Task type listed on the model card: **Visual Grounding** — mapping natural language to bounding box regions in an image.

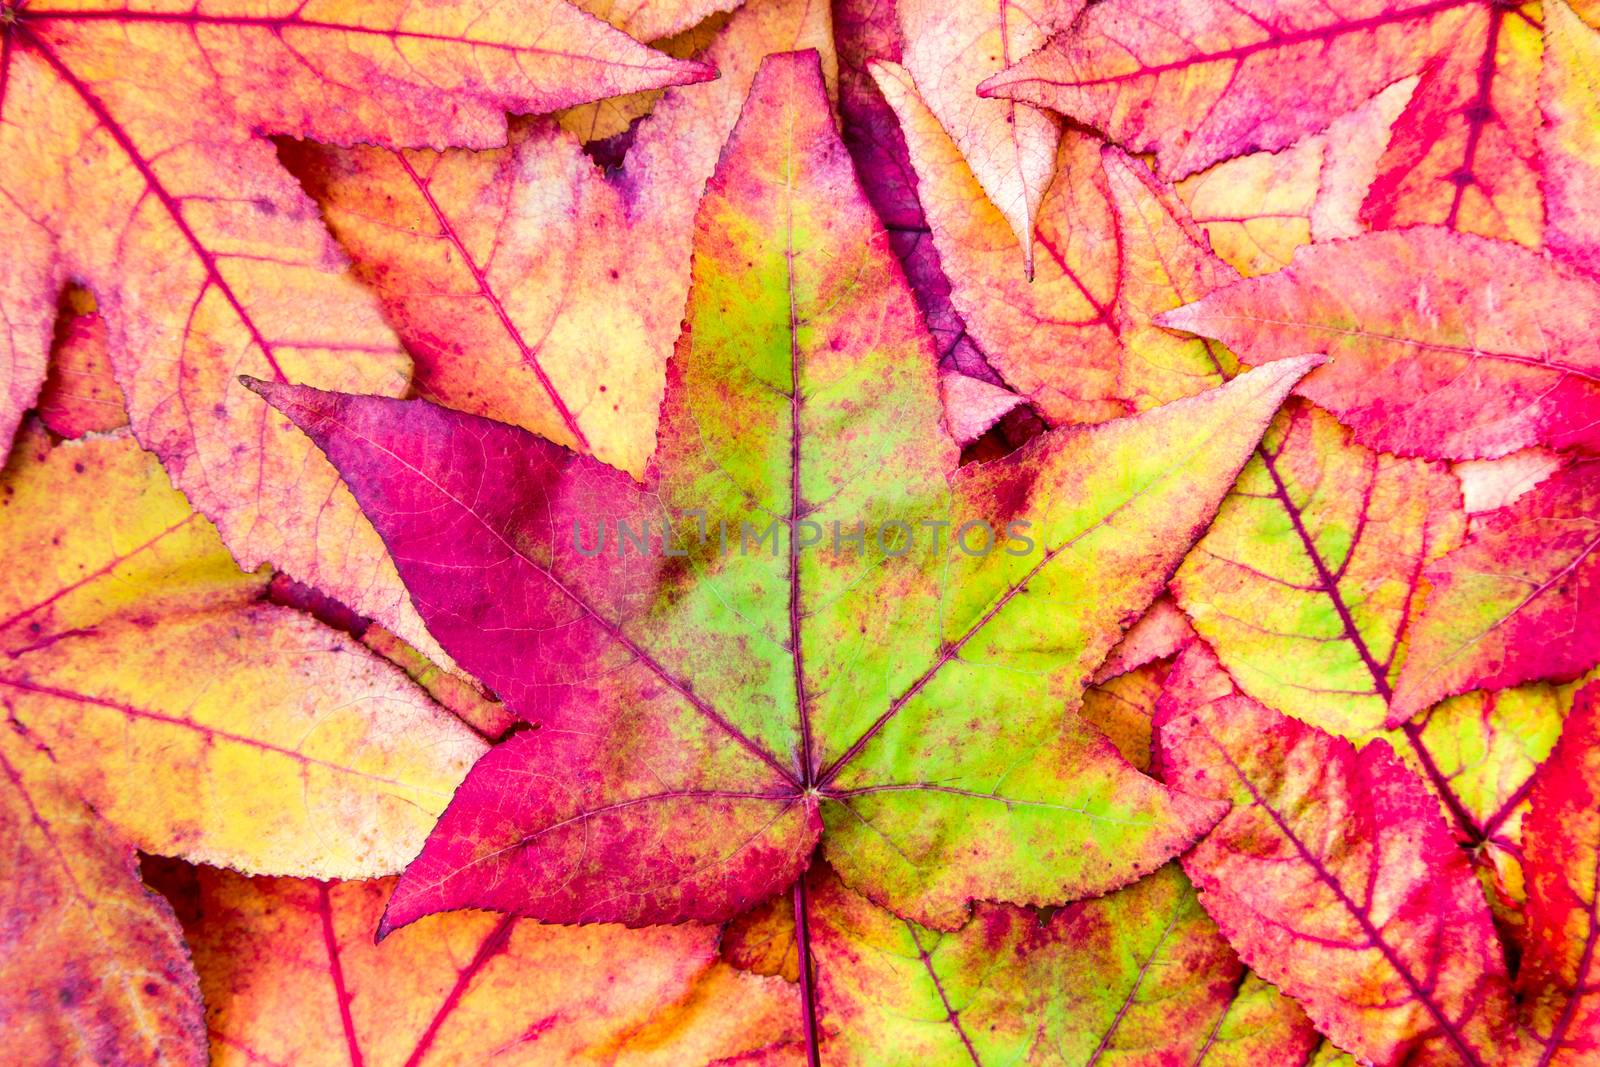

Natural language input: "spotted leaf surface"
[0,734,206,1066]
[805,863,1318,1065]
[250,52,1319,936]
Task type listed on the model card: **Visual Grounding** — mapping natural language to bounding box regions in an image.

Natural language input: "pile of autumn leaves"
[2,0,1598,1062]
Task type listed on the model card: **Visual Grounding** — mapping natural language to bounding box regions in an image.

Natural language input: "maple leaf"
[1517,680,1600,1064]
[1156,643,1515,1066]
[277,0,832,478]
[980,0,1545,246]
[1391,458,1600,723]
[0,425,485,877]
[248,52,1321,942]
[172,866,801,1065]
[0,733,206,1066]
[0,0,714,664]
[875,64,1303,427]
[871,62,1128,426]
[1160,226,1600,461]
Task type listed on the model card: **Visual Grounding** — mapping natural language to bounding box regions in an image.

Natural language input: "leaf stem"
[793,875,823,1067]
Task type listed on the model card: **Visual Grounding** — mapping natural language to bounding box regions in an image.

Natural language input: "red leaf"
[1518,681,1600,1064]
[979,0,1541,245]
[1159,227,1600,460]
[1157,644,1515,1066]
[1393,459,1600,722]
[248,52,1318,937]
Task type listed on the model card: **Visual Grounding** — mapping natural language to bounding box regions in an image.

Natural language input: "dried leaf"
[897,0,1069,269]
[1080,659,1169,773]
[0,0,711,662]
[834,0,1017,406]
[806,863,1318,1065]
[872,60,1127,426]
[1092,595,1194,684]
[1456,448,1565,515]
[555,10,736,144]
[0,730,206,1066]
[575,0,744,42]
[981,0,1532,249]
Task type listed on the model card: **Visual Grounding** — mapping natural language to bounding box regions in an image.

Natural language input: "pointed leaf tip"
[1153,302,1203,334]
[974,70,1008,98]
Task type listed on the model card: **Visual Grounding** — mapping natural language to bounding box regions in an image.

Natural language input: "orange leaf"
[896,0,1073,271]
[0,732,206,1066]
[180,867,802,1065]
[871,60,1127,425]
[0,0,713,661]
[281,0,836,477]
[0,426,485,876]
